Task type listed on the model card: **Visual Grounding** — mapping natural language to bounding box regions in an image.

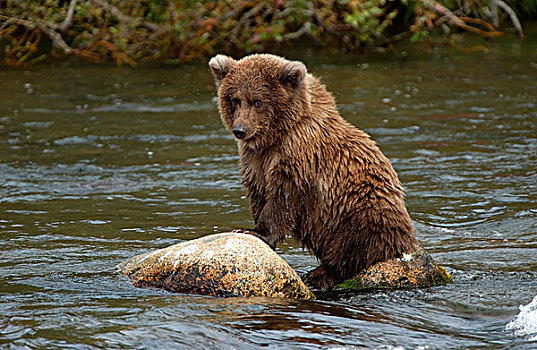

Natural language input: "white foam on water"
[506,295,537,341]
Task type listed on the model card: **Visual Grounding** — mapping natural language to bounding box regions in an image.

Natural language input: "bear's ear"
[280,61,307,88]
[209,55,236,88]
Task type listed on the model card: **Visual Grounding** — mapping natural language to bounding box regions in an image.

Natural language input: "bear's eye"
[252,99,261,108]
[231,97,240,106]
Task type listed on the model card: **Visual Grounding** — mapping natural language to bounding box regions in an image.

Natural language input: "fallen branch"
[230,1,267,44]
[420,0,465,27]
[58,0,77,32]
[90,0,160,32]
[283,22,312,40]
[419,0,503,38]
[489,0,499,27]
[0,15,73,55]
[40,22,73,54]
[495,0,524,38]
[86,40,137,67]
[460,17,499,33]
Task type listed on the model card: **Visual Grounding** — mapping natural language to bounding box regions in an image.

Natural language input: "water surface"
[1,29,537,349]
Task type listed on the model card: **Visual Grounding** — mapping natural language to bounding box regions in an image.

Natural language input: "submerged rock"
[117,232,315,300]
[333,247,453,291]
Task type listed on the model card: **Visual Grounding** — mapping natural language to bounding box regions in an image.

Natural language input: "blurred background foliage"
[0,0,532,67]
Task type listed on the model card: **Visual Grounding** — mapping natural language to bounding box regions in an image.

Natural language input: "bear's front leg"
[251,193,298,250]
[238,180,298,250]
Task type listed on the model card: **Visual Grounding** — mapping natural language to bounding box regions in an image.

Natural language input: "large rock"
[117,232,315,300]
[332,247,453,291]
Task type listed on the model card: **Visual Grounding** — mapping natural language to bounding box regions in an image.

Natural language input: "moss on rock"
[333,247,453,291]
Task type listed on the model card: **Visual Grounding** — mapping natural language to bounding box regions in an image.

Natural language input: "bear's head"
[209,54,309,148]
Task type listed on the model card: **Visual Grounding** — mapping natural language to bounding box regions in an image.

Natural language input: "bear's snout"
[232,125,247,139]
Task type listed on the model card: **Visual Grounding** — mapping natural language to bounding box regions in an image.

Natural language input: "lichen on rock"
[332,247,453,291]
[117,232,315,300]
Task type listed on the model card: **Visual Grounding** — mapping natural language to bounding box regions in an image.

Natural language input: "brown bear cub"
[209,54,418,289]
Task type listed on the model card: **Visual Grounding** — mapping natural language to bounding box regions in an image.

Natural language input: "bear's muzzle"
[232,125,247,139]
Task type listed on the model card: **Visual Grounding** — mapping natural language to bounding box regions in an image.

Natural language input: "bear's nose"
[232,125,247,139]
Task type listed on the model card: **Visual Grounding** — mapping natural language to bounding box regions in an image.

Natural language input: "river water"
[1,29,536,349]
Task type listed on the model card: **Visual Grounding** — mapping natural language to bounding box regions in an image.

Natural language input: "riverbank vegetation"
[0,0,534,67]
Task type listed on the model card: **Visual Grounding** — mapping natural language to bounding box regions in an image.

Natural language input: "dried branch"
[90,0,160,31]
[489,0,499,27]
[230,1,267,44]
[86,40,137,67]
[283,22,312,40]
[419,0,503,38]
[41,23,73,54]
[0,15,73,55]
[421,0,469,27]
[221,3,247,22]
[495,0,524,38]
[461,17,498,33]
[58,0,77,32]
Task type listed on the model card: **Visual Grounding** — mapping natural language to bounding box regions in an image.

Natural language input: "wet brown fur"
[209,54,418,289]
